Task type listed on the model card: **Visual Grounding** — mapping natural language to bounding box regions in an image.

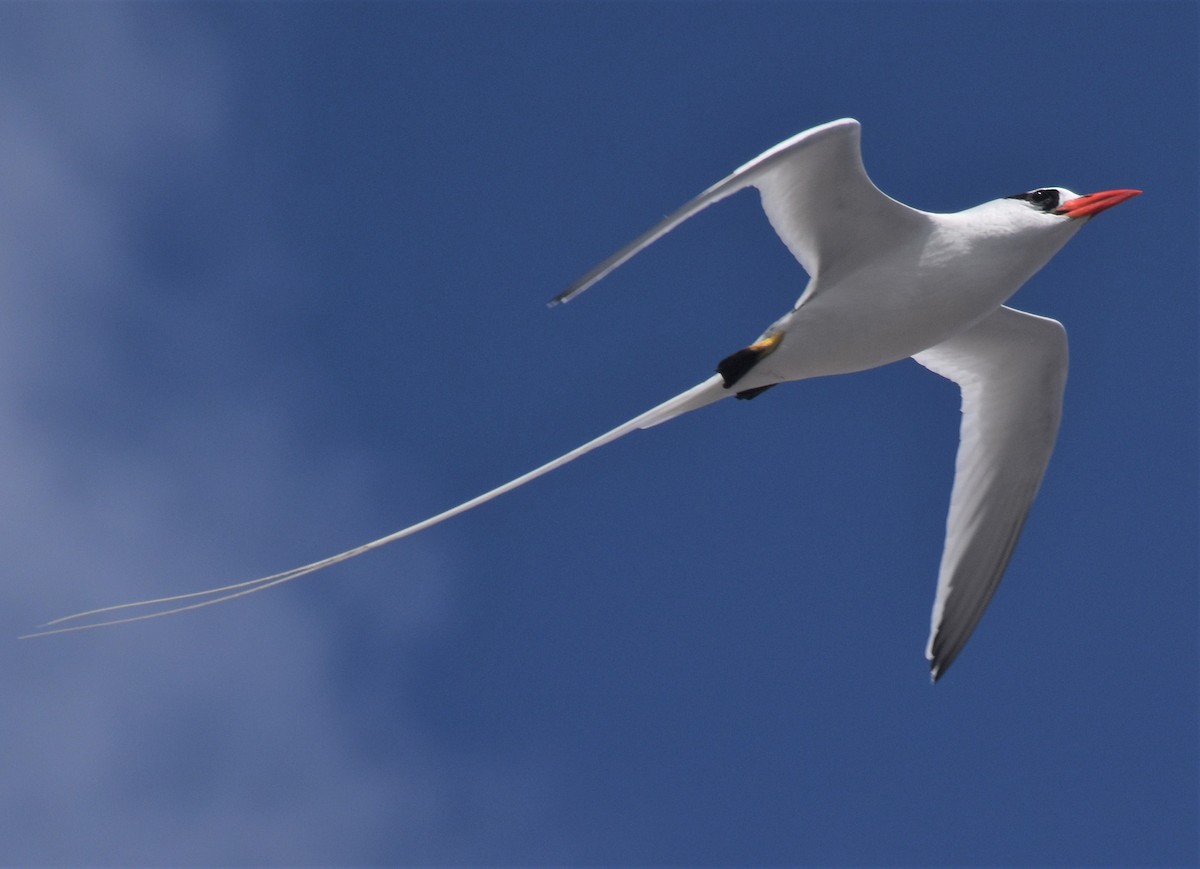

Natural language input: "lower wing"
[913,305,1069,681]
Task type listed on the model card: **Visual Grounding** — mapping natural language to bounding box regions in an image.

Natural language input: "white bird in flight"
[31,119,1139,680]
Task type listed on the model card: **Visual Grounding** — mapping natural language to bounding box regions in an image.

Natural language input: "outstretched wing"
[25,376,730,637]
[913,306,1069,681]
[550,118,925,306]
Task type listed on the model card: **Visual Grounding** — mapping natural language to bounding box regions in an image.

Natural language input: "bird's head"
[1005,186,1142,220]
[946,186,1141,289]
[973,186,1142,261]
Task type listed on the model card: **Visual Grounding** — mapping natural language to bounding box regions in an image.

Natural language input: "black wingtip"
[547,285,579,308]
[929,654,955,684]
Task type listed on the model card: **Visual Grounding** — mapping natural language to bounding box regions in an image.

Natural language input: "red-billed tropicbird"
[30,119,1140,680]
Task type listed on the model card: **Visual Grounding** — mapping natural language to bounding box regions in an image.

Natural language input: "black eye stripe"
[1006,188,1061,212]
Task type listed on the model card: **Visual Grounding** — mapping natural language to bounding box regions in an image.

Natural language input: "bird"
[28,119,1140,680]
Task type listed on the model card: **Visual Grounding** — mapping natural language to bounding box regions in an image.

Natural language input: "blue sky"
[2,2,1195,865]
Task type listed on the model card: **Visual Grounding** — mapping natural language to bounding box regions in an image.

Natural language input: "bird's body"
[556,121,1092,393]
[731,204,1079,390]
[31,120,1140,680]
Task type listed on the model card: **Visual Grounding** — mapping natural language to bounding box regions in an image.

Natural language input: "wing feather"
[550,118,924,306]
[913,306,1069,681]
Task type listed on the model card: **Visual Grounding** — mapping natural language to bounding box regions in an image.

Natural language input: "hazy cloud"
[0,9,552,864]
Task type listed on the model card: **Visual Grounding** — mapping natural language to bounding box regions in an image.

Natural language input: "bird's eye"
[1030,189,1059,208]
[1006,188,1061,212]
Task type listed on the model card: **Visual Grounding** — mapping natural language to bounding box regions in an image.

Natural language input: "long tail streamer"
[24,376,727,638]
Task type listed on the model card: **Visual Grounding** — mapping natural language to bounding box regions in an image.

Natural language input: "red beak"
[1054,188,1142,219]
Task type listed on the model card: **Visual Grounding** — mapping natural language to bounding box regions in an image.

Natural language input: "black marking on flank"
[735,385,775,401]
[716,331,783,389]
[717,347,763,388]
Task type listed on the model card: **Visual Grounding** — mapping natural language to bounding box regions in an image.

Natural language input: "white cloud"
[0,8,553,864]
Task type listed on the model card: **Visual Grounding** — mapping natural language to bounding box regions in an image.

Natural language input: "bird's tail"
[23,375,730,637]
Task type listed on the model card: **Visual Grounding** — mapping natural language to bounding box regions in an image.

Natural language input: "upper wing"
[912,305,1069,681]
[550,118,925,306]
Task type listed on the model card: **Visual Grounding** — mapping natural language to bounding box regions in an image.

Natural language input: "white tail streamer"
[24,376,728,638]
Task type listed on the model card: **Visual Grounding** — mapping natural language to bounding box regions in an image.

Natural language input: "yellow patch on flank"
[749,331,783,355]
